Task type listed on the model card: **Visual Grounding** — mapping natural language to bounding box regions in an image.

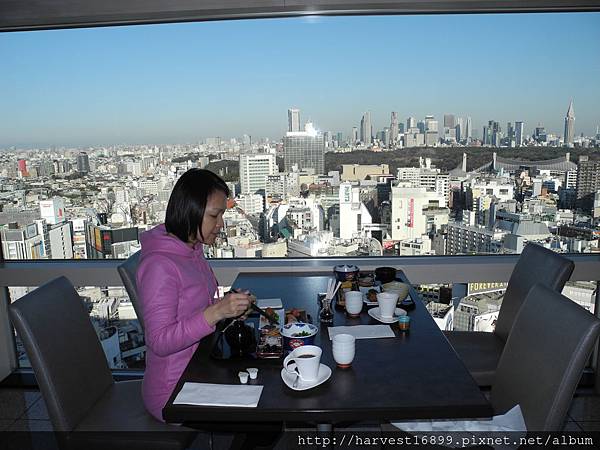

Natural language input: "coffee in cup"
[283,345,322,381]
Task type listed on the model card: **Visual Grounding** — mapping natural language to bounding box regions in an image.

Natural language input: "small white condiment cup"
[246,367,258,379]
[238,371,249,384]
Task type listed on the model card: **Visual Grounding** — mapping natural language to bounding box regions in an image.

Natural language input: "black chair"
[444,243,574,386]
[491,283,600,431]
[389,283,600,433]
[117,251,144,330]
[9,276,196,450]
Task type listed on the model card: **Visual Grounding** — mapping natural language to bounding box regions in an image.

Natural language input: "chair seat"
[444,331,505,387]
[69,380,196,450]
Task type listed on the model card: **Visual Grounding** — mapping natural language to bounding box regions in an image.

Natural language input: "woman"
[137,168,252,421]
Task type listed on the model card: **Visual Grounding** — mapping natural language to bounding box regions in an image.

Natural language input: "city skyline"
[1,12,600,147]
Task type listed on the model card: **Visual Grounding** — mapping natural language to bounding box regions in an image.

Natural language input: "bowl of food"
[281,322,318,353]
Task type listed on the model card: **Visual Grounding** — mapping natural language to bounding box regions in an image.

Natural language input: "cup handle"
[283,356,297,374]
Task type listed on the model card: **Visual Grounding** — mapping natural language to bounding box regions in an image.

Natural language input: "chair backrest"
[9,276,114,432]
[117,251,143,330]
[494,243,574,342]
[491,283,600,431]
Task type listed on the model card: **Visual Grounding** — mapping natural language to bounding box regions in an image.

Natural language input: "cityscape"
[2,12,599,369]
[2,103,600,369]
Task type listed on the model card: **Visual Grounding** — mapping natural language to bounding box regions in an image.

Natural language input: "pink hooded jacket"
[137,223,217,421]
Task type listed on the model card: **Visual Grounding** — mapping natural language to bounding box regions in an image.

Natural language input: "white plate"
[359,285,381,305]
[368,307,407,324]
[281,364,332,391]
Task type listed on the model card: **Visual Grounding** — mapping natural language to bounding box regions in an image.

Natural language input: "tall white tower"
[564,100,575,146]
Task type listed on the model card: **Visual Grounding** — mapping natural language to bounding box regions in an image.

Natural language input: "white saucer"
[281,364,332,391]
[368,307,407,324]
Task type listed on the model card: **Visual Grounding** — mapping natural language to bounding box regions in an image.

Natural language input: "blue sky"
[1,13,599,147]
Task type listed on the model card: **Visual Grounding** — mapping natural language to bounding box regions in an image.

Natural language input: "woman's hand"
[203,289,253,326]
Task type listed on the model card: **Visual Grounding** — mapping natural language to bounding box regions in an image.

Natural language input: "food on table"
[284,308,307,324]
[367,289,379,302]
[286,313,298,323]
[358,275,374,287]
[291,331,312,337]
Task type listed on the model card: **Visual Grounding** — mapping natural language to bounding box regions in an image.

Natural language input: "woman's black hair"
[165,168,230,243]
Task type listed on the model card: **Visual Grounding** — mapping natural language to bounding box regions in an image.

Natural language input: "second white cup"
[345,291,363,316]
[332,333,355,367]
[377,291,399,318]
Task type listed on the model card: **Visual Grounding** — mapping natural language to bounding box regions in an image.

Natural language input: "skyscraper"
[576,156,600,213]
[77,152,90,174]
[564,100,575,146]
[284,122,325,175]
[390,112,399,145]
[407,117,416,130]
[360,112,372,145]
[288,108,300,133]
[239,152,277,195]
[515,121,524,146]
[443,114,456,129]
[466,117,472,142]
[351,127,358,144]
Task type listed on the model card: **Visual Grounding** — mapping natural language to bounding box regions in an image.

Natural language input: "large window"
[1,13,599,261]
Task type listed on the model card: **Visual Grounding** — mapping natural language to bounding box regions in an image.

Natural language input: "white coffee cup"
[283,345,322,381]
[345,291,363,316]
[377,291,399,318]
[332,334,355,367]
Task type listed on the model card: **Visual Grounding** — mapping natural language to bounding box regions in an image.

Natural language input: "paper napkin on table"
[173,383,263,407]
[328,325,395,340]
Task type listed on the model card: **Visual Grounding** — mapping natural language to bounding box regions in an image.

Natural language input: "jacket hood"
[140,223,203,258]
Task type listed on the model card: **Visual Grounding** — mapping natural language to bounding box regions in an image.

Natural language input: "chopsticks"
[219,289,279,333]
[249,302,279,325]
[326,279,341,301]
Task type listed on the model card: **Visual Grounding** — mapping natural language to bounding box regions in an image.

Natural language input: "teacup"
[345,291,363,316]
[283,345,322,381]
[377,292,399,318]
[332,334,355,368]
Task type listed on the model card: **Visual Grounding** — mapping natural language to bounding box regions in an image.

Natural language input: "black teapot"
[224,320,256,357]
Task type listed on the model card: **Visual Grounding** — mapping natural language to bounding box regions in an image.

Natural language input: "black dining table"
[162,271,492,426]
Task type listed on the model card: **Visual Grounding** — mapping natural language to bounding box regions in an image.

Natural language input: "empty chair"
[444,243,574,386]
[390,283,600,434]
[9,276,196,450]
[491,283,600,431]
[117,251,144,330]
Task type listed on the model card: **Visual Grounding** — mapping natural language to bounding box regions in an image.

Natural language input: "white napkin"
[391,405,526,449]
[328,325,395,340]
[173,383,263,408]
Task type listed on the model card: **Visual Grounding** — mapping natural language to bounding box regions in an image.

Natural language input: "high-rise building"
[283,122,325,175]
[47,221,74,259]
[360,112,372,145]
[407,117,416,130]
[391,182,445,241]
[77,152,90,174]
[85,224,139,259]
[288,108,300,133]
[351,127,358,144]
[239,152,277,195]
[466,117,472,142]
[339,182,373,239]
[515,121,524,146]
[455,117,464,143]
[17,159,27,176]
[390,112,399,145]
[564,100,575,146]
[443,114,456,129]
[576,156,600,213]
[39,197,66,225]
[425,115,438,132]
